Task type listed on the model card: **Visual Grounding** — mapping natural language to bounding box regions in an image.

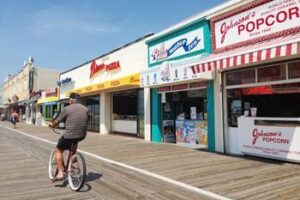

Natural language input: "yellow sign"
[66,74,140,96]
[37,96,59,104]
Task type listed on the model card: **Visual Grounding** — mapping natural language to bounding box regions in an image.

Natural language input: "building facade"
[141,19,216,151]
[198,0,300,162]
[59,34,152,140]
[1,57,60,124]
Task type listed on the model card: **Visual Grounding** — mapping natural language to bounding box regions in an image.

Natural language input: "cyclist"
[10,110,19,128]
[49,93,89,181]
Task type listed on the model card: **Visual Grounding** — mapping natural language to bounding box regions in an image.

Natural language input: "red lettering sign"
[106,61,120,71]
[212,0,300,52]
[90,60,121,79]
[252,128,289,145]
[90,60,105,78]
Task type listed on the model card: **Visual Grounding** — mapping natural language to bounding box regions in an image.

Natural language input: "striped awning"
[191,33,300,74]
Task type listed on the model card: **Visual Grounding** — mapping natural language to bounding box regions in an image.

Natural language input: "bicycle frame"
[49,127,86,191]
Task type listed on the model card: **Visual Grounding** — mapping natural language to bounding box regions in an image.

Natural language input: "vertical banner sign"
[28,70,34,90]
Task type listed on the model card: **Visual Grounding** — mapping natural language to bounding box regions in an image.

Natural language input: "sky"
[0,0,226,83]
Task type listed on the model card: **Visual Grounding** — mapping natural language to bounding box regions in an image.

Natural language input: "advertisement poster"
[238,117,300,163]
[175,120,208,146]
[190,107,197,120]
[163,120,175,143]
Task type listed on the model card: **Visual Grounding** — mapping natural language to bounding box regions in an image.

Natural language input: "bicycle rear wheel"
[48,149,57,180]
[67,153,86,191]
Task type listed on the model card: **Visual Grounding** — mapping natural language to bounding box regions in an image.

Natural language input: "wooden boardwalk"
[1,121,300,199]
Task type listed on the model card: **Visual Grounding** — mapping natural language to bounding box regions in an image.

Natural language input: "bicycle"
[48,127,86,191]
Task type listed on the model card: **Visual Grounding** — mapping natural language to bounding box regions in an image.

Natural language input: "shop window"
[173,90,207,120]
[226,69,255,86]
[227,84,300,127]
[113,90,137,120]
[257,64,286,83]
[82,95,100,132]
[288,61,300,79]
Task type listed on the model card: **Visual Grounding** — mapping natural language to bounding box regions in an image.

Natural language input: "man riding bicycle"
[49,93,89,181]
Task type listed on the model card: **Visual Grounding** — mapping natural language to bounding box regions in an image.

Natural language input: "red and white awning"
[191,33,300,74]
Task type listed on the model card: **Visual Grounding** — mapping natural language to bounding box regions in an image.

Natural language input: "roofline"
[60,33,154,76]
[146,0,244,42]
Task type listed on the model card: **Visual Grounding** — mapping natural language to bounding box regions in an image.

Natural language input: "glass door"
[137,89,144,138]
[85,95,100,132]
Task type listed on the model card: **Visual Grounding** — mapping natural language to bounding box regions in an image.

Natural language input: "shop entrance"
[112,89,144,137]
[161,88,208,147]
[224,60,300,155]
[81,95,100,132]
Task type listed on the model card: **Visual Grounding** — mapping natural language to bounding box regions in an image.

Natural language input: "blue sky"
[0,0,225,82]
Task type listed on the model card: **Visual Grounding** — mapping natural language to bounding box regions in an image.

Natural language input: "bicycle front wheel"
[67,153,86,191]
[48,149,57,180]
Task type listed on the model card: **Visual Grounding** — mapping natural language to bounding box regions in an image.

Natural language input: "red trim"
[220,59,223,69]
[213,60,217,70]
[275,46,281,58]
[211,0,271,23]
[190,81,208,88]
[208,62,211,71]
[172,84,189,91]
[226,57,230,67]
[191,66,196,74]
[202,64,205,72]
[197,65,201,73]
[286,44,292,56]
[241,54,245,65]
[214,28,300,53]
[158,86,171,93]
[249,52,254,63]
[266,48,271,59]
[233,56,237,67]
[257,50,262,62]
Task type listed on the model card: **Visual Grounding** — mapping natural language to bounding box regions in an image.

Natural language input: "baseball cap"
[69,93,80,99]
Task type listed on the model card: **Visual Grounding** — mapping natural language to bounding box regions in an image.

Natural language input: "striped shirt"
[56,103,89,139]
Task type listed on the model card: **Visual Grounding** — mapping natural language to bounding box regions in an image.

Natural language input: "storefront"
[60,34,152,138]
[195,0,300,162]
[36,89,59,126]
[112,88,144,137]
[26,91,41,125]
[141,19,216,150]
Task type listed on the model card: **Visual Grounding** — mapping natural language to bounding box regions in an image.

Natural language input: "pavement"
[1,121,300,200]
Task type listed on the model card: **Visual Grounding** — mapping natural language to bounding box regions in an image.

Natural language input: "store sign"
[28,70,34,90]
[66,74,140,96]
[238,117,300,163]
[141,62,213,87]
[90,60,121,78]
[58,77,72,86]
[212,0,300,52]
[46,89,56,97]
[149,28,204,65]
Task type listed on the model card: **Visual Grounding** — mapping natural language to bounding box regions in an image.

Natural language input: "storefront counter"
[175,120,208,146]
[112,119,137,134]
[237,117,300,163]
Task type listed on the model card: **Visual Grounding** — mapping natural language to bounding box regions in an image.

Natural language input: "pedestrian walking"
[10,111,19,128]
